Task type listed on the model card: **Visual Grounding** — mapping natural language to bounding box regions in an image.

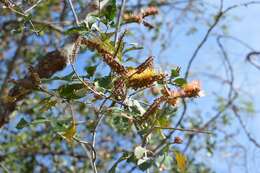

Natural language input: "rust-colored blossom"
[182,80,201,97]
[142,6,159,17]
[174,136,183,144]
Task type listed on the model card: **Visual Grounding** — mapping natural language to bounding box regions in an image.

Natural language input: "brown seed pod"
[112,78,127,101]
[81,38,111,55]
[103,54,128,76]
[135,56,154,74]
[142,6,159,18]
[123,13,143,23]
[35,50,67,79]
[139,96,165,122]
[28,66,41,87]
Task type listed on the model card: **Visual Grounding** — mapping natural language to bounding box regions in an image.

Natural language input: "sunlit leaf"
[171,67,181,78]
[39,98,57,113]
[60,119,76,144]
[174,151,187,173]
[102,0,116,22]
[95,75,113,89]
[173,78,187,87]
[57,83,88,99]
[85,65,97,77]
[123,45,144,55]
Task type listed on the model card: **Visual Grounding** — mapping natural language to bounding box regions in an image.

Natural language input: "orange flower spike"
[182,80,201,97]
[142,6,159,17]
[123,13,143,23]
[161,86,180,106]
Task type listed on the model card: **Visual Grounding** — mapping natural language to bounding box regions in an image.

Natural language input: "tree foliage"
[1,0,260,172]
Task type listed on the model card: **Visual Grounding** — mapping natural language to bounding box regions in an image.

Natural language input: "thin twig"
[184,0,224,79]
[24,0,43,13]
[92,99,108,147]
[71,63,105,97]
[184,0,260,79]
[232,106,260,148]
[217,35,234,100]
[73,137,97,173]
[0,163,10,173]
[67,0,80,26]
[154,126,212,134]
[114,0,126,46]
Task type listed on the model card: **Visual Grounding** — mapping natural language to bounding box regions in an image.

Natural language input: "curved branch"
[246,51,260,70]
[184,0,260,79]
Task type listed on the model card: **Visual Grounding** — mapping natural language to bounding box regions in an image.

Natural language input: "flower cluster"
[136,81,203,125]
[182,80,202,97]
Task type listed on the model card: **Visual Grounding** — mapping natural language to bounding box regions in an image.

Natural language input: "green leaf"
[57,83,88,99]
[64,25,89,35]
[139,160,153,171]
[173,78,187,87]
[126,99,145,116]
[105,108,132,134]
[171,67,181,78]
[31,117,50,125]
[242,101,255,114]
[60,119,76,144]
[85,65,97,77]
[102,0,116,22]
[123,45,144,55]
[46,72,74,82]
[51,120,68,132]
[39,98,57,113]
[16,118,29,129]
[95,76,113,89]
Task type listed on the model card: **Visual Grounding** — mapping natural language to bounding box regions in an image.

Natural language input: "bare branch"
[232,105,260,148]
[67,0,80,25]
[114,0,126,45]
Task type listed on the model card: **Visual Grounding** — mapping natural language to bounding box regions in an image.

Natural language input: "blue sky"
[161,0,260,172]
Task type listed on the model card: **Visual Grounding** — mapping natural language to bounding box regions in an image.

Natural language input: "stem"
[114,0,126,46]
[24,0,43,13]
[153,126,212,134]
[67,0,80,25]
[73,137,97,173]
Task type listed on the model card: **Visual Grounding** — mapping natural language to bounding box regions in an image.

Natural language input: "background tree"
[1,0,260,172]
